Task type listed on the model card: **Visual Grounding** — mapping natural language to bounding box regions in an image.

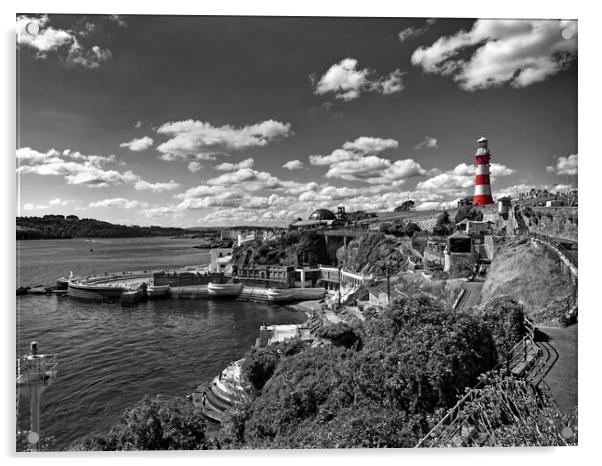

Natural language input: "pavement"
[537,324,578,415]
[456,280,484,311]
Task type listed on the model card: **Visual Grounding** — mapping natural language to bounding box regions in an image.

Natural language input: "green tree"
[68,396,209,451]
[432,211,453,236]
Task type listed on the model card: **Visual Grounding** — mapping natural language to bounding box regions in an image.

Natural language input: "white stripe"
[474,184,492,195]
[476,165,490,175]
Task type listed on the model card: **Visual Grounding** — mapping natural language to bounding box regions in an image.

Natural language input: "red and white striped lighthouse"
[472,135,494,205]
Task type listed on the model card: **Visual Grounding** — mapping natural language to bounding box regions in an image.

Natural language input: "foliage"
[471,296,526,361]
[394,200,415,212]
[316,322,363,350]
[231,230,329,268]
[16,216,187,240]
[454,206,484,224]
[241,347,281,393]
[67,396,209,450]
[381,219,421,238]
[481,238,574,326]
[226,295,500,449]
[455,373,577,447]
[432,211,454,236]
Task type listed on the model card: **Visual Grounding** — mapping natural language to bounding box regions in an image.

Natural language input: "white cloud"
[309,137,424,184]
[17,147,177,190]
[411,19,577,90]
[48,198,71,206]
[414,136,439,149]
[398,19,437,43]
[135,120,143,129]
[282,160,304,170]
[547,153,577,176]
[214,158,255,171]
[134,179,180,192]
[155,119,291,160]
[120,136,154,151]
[187,161,203,173]
[89,198,145,209]
[311,58,405,101]
[23,203,48,211]
[17,15,112,69]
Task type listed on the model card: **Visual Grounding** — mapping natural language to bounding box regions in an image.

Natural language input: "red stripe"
[473,195,494,205]
[475,174,490,185]
[475,155,490,165]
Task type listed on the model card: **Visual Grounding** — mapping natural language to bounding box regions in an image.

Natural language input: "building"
[472,135,494,205]
[209,248,233,274]
[289,209,340,230]
[444,232,476,277]
[455,219,494,236]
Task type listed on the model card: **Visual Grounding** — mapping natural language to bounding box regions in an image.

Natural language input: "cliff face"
[339,232,407,276]
[230,230,330,268]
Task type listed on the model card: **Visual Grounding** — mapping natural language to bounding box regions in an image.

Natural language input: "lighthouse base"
[473,195,494,205]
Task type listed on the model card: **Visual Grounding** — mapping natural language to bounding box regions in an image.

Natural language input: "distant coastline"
[16,214,191,240]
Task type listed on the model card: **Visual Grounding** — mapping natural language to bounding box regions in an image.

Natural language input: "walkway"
[536,324,578,415]
[455,281,484,312]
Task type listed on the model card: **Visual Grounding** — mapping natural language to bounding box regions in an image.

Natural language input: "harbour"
[16,237,308,449]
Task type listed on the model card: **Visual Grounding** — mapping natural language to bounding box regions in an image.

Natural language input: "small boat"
[67,280,127,302]
[266,288,296,303]
[56,277,69,290]
[207,282,243,298]
[120,289,146,305]
[147,284,170,299]
[28,286,50,295]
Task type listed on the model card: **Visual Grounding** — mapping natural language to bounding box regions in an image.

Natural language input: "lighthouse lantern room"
[472,135,494,205]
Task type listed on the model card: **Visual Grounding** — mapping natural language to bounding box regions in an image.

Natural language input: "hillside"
[341,232,406,276]
[481,237,576,326]
[16,215,188,240]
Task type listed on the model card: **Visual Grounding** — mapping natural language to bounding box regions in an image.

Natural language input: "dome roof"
[308,209,336,221]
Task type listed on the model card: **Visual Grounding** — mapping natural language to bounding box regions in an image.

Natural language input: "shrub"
[241,348,280,392]
[317,322,363,350]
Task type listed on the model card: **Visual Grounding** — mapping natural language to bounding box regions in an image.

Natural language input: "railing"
[16,354,58,386]
[415,317,538,448]
[529,232,578,269]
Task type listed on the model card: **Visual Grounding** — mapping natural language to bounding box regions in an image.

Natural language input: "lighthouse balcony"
[16,354,58,386]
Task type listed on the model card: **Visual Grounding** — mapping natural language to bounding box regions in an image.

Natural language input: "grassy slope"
[481,237,574,324]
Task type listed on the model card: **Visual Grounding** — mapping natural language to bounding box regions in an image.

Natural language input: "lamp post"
[337,262,342,309]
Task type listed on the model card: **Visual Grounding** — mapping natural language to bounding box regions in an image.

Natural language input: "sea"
[16,237,307,450]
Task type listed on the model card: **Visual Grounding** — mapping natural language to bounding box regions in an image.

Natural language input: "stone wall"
[444,252,476,278]
[525,207,578,242]
[153,272,225,287]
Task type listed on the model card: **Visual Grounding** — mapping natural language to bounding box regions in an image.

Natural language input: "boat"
[120,289,147,305]
[266,287,327,302]
[56,277,69,290]
[147,284,170,299]
[207,282,243,298]
[67,280,128,302]
[28,286,50,295]
[266,288,296,303]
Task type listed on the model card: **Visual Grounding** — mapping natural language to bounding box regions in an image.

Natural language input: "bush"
[241,348,280,392]
[68,396,209,450]
[317,322,363,350]
[472,296,526,361]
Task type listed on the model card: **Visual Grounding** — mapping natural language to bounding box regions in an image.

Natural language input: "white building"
[209,248,233,274]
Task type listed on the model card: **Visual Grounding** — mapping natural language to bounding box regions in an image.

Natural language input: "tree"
[394,200,415,213]
[317,322,363,350]
[241,347,280,392]
[68,396,209,450]
[432,211,453,236]
[454,206,484,224]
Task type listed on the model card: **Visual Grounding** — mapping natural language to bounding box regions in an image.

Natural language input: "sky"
[16,14,578,227]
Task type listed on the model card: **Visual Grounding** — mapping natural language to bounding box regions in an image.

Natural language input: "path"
[536,324,578,415]
[455,280,484,312]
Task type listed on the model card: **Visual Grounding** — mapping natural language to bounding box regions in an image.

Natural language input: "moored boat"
[266,288,296,302]
[147,284,170,299]
[67,280,127,302]
[28,286,50,295]
[207,282,243,298]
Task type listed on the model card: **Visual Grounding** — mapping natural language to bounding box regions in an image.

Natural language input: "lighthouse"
[472,135,494,205]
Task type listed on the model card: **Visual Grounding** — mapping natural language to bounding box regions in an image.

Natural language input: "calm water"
[16,238,306,450]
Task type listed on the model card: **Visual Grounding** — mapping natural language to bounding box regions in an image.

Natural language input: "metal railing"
[415,317,538,448]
